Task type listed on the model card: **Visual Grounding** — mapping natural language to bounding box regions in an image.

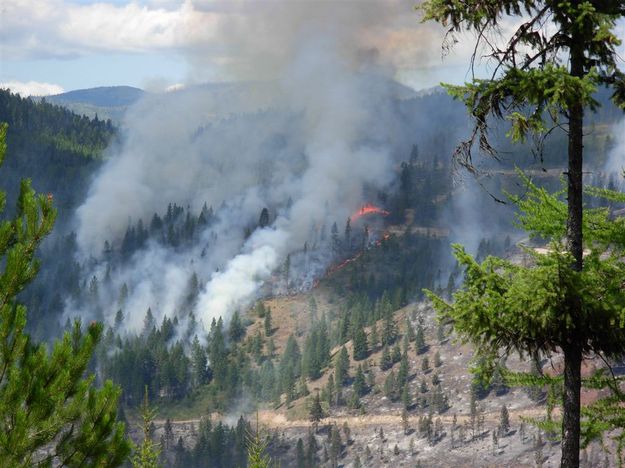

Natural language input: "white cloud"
[0,80,64,96]
[1,0,218,59]
[1,0,465,78]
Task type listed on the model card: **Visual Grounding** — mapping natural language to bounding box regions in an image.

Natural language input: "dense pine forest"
[0,89,114,218]
[0,90,116,339]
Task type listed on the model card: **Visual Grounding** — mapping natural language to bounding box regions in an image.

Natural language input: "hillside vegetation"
[2,84,623,466]
[0,89,114,220]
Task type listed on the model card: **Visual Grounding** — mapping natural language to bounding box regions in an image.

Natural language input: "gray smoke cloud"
[606,119,625,180]
[72,0,421,334]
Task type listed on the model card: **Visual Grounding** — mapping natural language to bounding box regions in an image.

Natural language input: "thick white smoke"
[73,0,422,334]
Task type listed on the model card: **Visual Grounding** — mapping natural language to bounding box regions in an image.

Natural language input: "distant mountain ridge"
[40,80,422,124]
[33,86,144,123]
[48,85,144,107]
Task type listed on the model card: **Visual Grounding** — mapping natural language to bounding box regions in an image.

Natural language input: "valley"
[4,0,625,466]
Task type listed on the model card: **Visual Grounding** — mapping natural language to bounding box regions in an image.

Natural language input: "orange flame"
[326,252,363,277]
[350,203,390,222]
[322,232,392,282]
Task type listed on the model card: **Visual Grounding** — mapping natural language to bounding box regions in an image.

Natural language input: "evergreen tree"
[284,369,296,405]
[0,124,130,466]
[380,346,393,371]
[280,335,301,382]
[398,351,409,387]
[247,418,271,468]
[229,311,245,342]
[391,343,401,364]
[114,308,125,330]
[298,376,310,398]
[335,346,350,386]
[343,217,352,254]
[369,322,379,349]
[352,324,369,361]
[256,301,266,318]
[384,370,398,400]
[433,350,442,367]
[381,297,397,346]
[353,364,367,397]
[302,320,330,380]
[324,373,336,406]
[267,338,276,358]
[415,322,426,354]
[431,384,449,414]
[428,181,625,461]
[404,316,416,342]
[258,208,270,229]
[421,0,625,462]
[143,307,155,336]
[402,383,411,409]
[334,380,344,408]
[309,393,324,432]
[251,331,264,364]
[264,307,273,336]
[317,318,331,366]
[190,335,208,388]
[131,388,161,468]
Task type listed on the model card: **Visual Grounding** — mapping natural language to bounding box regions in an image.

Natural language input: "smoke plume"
[73,0,428,335]
[606,119,625,181]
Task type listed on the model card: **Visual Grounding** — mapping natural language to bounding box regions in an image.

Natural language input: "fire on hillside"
[350,203,390,222]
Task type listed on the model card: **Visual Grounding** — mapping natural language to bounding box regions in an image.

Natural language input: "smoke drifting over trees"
[72,1,435,334]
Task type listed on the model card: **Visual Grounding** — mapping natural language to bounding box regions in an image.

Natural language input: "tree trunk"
[561,27,584,468]
[561,344,582,467]
[567,54,584,274]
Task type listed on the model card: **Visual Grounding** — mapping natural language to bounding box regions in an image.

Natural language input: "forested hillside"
[44,85,144,123]
[0,90,116,339]
[2,83,624,466]
[0,89,114,220]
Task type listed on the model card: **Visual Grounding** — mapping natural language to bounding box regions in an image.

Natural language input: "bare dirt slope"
[142,291,617,467]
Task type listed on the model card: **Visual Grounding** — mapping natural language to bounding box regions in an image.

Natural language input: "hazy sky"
[0,0,482,95]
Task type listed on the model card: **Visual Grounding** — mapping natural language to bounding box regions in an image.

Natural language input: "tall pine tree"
[421,0,625,463]
[0,123,130,465]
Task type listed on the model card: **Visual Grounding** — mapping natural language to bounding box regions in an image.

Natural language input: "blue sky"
[1,0,204,94]
[2,52,188,91]
[0,0,495,96]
